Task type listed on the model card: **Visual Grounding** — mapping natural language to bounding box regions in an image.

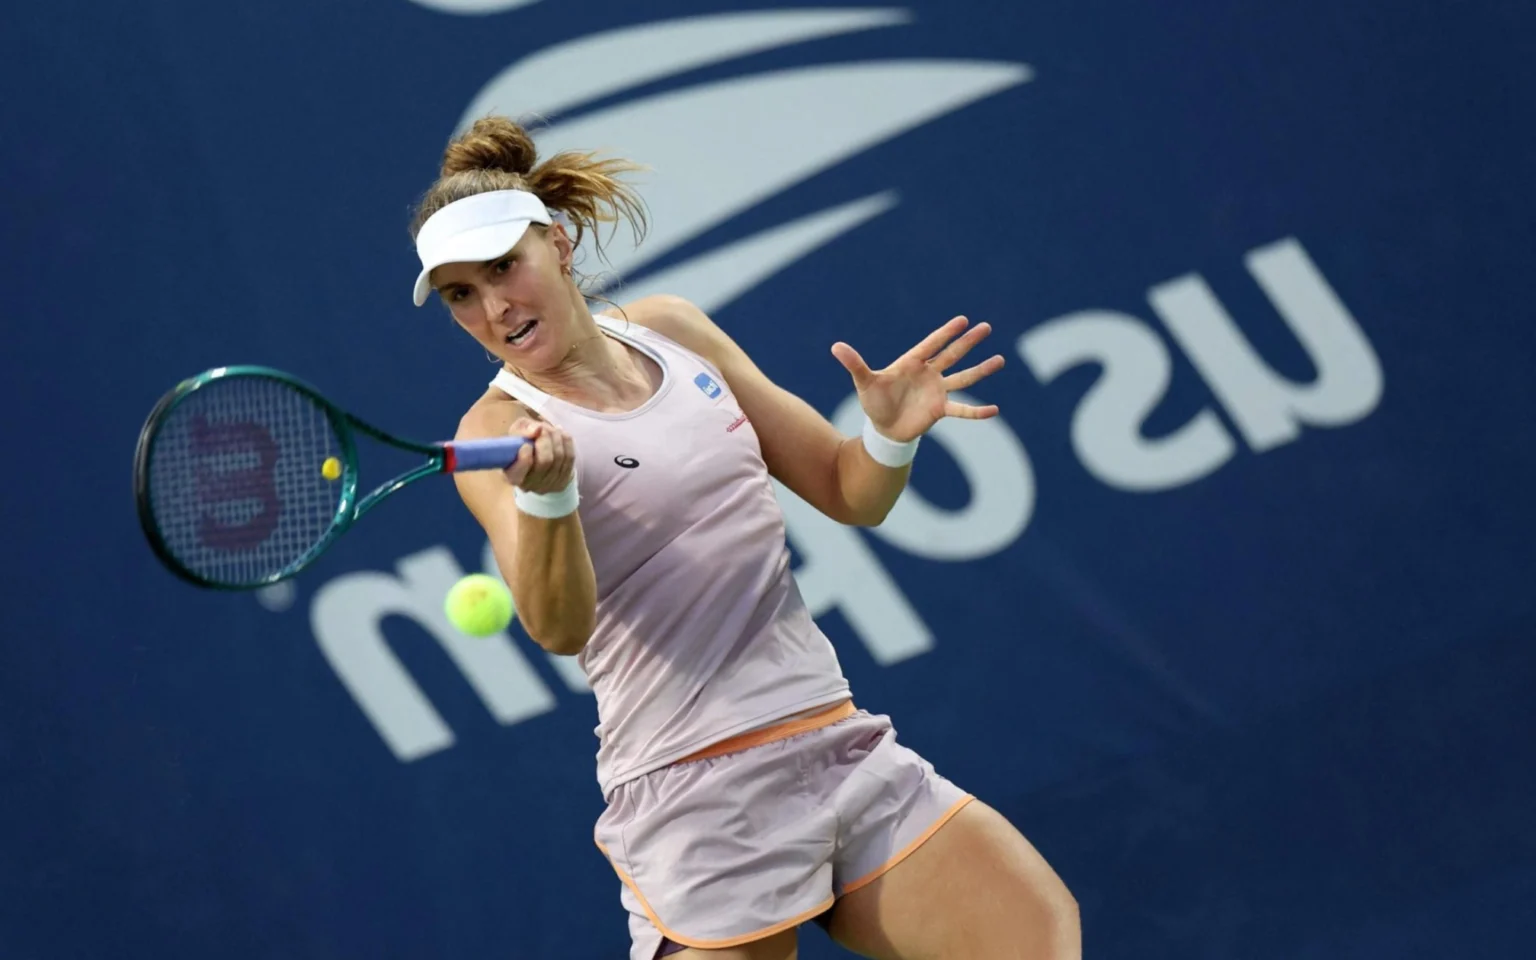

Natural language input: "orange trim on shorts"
[837,794,977,897]
[673,700,856,765]
[595,839,835,950]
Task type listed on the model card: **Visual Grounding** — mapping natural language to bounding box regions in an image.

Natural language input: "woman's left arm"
[624,295,1004,527]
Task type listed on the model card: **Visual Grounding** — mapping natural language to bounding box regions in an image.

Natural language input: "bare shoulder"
[613,294,742,370]
[456,387,531,441]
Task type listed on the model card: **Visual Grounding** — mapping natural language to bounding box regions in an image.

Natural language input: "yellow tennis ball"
[321,456,342,481]
[444,574,515,637]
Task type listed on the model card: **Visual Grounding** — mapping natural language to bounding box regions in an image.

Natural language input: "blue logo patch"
[693,372,723,399]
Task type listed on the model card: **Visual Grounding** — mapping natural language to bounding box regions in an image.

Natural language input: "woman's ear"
[550,222,575,275]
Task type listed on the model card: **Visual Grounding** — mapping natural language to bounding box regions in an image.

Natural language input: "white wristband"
[514,472,580,519]
[860,418,920,468]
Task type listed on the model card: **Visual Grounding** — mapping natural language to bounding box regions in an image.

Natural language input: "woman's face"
[430,224,578,369]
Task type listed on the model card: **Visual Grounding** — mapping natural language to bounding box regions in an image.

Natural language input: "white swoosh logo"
[412,0,540,13]
[457,9,1033,312]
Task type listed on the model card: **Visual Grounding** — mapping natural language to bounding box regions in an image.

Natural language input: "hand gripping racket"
[133,365,527,589]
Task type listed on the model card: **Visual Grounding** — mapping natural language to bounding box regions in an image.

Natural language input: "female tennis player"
[409,117,1080,960]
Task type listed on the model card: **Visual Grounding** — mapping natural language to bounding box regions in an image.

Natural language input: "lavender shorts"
[594,707,973,960]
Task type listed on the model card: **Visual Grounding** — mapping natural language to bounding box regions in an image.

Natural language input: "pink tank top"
[489,314,852,797]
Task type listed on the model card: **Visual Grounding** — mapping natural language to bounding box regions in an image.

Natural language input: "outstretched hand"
[831,316,1005,443]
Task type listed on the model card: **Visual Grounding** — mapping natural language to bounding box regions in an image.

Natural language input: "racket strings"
[147,376,346,585]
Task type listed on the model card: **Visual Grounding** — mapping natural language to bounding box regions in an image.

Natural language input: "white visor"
[412,189,552,306]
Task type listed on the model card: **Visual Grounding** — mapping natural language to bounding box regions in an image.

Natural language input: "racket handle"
[442,437,529,472]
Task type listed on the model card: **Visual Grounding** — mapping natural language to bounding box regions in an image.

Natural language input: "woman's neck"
[514,305,659,413]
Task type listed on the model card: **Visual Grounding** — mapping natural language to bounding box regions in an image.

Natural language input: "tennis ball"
[321,456,342,481]
[444,574,515,637]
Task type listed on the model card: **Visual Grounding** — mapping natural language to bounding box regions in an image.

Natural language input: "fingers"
[904,315,970,365]
[944,399,1000,420]
[503,417,576,494]
[942,353,1005,391]
[930,321,994,372]
[546,429,577,490]
[842,316,991,383]
[831,341,874,388]
[501,419,541,487]
[527,426,558,490]
[526,424,561,491]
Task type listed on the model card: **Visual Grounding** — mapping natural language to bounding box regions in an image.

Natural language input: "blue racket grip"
[443,437,529,472]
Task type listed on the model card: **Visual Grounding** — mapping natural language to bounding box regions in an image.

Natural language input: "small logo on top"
[694,372,723,399]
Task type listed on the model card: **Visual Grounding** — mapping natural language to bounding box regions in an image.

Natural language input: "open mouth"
[506,319,538,346]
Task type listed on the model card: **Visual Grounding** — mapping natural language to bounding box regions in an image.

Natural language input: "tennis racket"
[134,365,527,590]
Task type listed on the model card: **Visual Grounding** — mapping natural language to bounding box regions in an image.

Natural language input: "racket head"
[133,366,360,589]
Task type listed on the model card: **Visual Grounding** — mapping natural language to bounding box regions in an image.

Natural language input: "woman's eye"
[495,257,514,274]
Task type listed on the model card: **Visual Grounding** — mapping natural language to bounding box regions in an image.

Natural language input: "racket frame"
[134,364,458,590]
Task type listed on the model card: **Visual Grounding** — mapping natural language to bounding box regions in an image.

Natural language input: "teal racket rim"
[133,365,368,590]
[134,365,521,591]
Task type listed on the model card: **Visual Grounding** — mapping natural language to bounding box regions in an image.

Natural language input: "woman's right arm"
[452,394,597,656]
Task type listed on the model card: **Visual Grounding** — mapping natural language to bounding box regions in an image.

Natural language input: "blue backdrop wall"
[4,1,1535,957]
